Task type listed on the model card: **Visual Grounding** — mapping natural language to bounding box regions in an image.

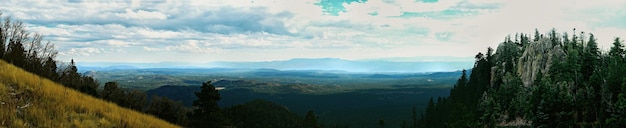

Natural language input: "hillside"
[418,29,626,127]
[0,60,178,128]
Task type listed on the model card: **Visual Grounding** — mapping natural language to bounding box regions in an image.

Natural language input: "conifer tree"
[534,28,541,42]
[606,38,625,102]
[102,81,125,104]
[6,38,26,67]
[582,33,599,81]
[303,110,320,128]
[190,81,224,128]
[147,95,189,126]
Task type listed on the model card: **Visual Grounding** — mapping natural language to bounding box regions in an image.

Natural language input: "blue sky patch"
[396,9,479,19]
[315,0,368,15]
[420,0,438,3]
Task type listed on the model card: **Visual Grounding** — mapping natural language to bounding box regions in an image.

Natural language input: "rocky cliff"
[489,37,567,88]
[515,38,566,87]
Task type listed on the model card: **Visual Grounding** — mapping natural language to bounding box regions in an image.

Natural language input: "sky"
[1,0,626,63]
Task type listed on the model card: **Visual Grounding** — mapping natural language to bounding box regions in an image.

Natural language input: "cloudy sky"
[1,0,626,63]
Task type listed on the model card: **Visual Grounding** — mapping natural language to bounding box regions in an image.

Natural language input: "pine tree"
[303,111,320,128]
[582,33,599,81]
[147,95,189,126]
[190,81,224,128]
[101,82,125,105]
[123,90,146,111]
[534,28,541,42]
[42,57,58,81]
[60,59,81,89]
[606,38,625,102]
[6,39,26,67]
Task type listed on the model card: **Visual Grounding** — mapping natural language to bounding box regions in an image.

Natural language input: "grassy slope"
[0,61,178,128]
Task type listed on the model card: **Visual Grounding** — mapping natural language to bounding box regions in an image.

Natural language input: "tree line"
[417,28,626,127]
[0,12,98,95]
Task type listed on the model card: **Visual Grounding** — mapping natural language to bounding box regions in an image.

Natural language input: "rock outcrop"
[516,38,566,87]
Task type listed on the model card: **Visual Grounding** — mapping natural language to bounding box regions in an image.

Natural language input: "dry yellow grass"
[0,60,179,128]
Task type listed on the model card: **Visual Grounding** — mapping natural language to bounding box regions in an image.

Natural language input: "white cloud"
[116,9,168,20]
[143,46,164,52]
[102,40,133,47]
[164,40,218,54]
[61,47,104,56]
[2,0,626,62]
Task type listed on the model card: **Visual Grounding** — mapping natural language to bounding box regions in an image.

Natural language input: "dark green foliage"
[549,28,560,46]
[59,60,100,97]
[490,73,523,121]
[605,93,626,127]
[189,81,226,128]
[146,95,190,126]
[496,37,521,78]
[418,29,626,127]
[531,78,575,127]
[147,95,177,120]
[42,57,58,81]
[606,38,625,102]
[401,121,408,128]
[223,99,303,128]
[303,110,320,128]
[6,39,26,67]
[582,33,599,81]
[100,81,148,112]
[123,90,147,111]
[412,106,417,128]
[102,82,125,103]
[534,28,541,42]
[418,49,493,127]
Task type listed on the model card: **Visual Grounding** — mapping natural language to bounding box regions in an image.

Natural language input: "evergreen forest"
[418,29,626,127]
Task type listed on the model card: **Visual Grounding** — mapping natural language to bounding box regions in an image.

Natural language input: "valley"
[87,68,463,127]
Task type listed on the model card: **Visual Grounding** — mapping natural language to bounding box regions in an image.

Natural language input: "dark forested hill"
[146,79,451,127]
[418,29,626,127]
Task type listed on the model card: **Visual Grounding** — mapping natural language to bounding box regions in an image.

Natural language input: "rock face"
[516,38,566,87]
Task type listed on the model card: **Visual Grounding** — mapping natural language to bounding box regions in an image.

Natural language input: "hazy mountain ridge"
[87,67,464,91]
[78,58,473,73]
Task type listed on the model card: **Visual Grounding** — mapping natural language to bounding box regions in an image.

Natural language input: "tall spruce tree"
[190,81,225,128]
[303,111,320,128]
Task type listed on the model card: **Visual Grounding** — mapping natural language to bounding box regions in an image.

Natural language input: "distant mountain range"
[78,58,473,73]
